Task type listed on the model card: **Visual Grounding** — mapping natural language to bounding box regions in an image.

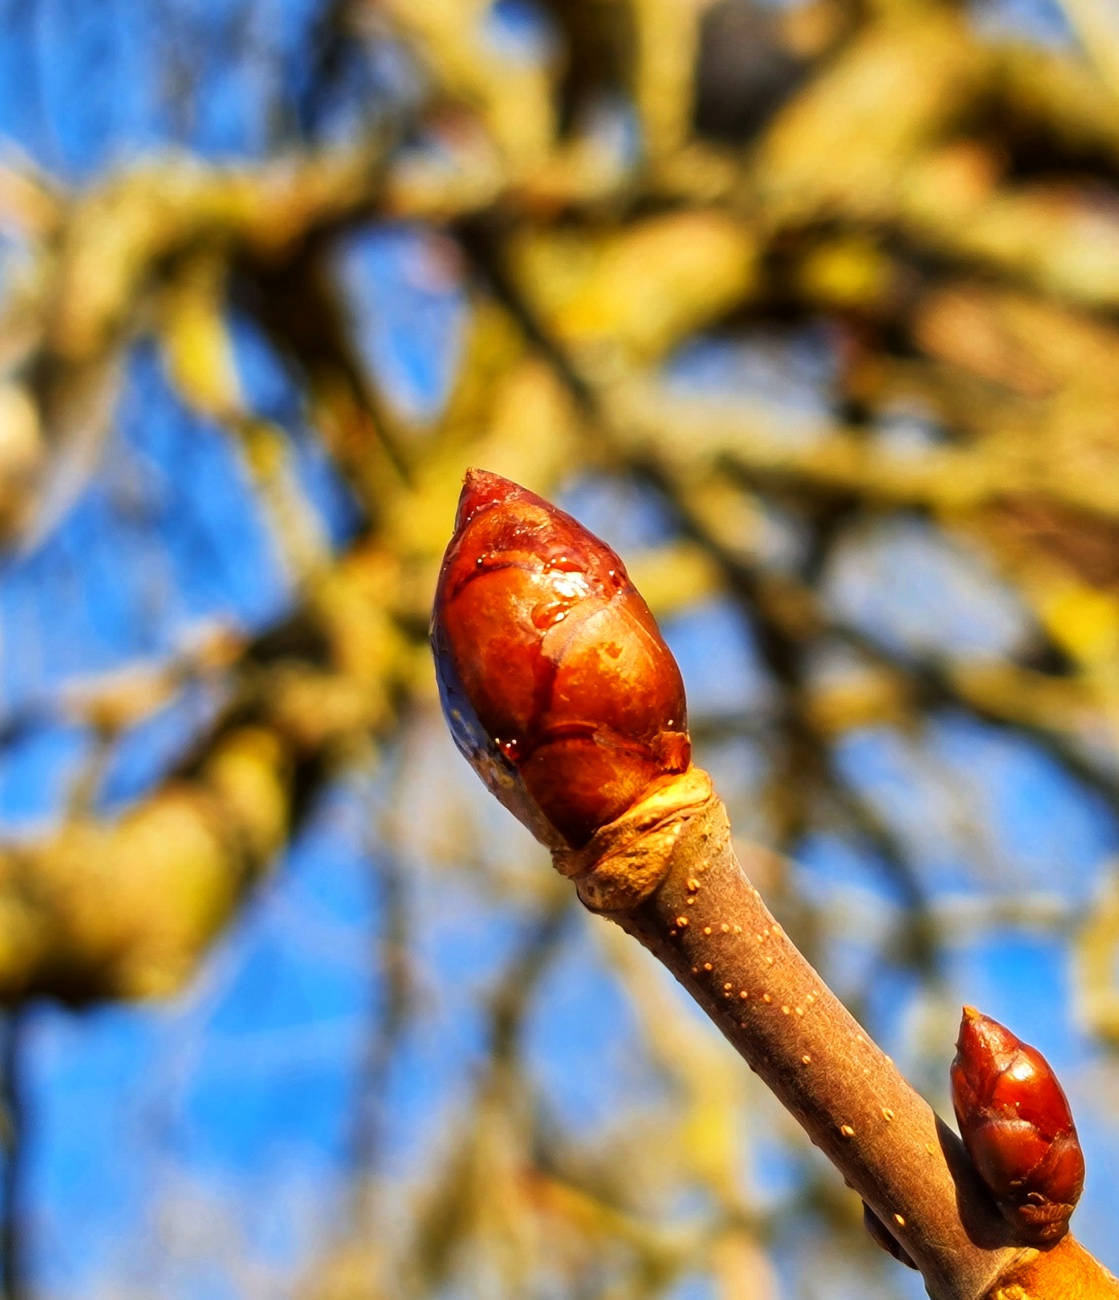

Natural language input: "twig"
[551,767,1119,1299]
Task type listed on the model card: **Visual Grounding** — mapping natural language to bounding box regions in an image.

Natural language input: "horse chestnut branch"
[431,468,691,850]
[431,472,1119,1299]
[951,1006,1085,1245]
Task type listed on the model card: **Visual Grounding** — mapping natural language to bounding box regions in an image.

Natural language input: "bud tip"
[455,467,527,530]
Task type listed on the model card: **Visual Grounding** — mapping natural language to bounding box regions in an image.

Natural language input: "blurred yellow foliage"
[511,211,758,365]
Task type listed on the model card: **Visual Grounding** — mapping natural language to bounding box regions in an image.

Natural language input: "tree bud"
[950,1006,1084,1245]
[862,1201,917,1269]
[431,469,691,849]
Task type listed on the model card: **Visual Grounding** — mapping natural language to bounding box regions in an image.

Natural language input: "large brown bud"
[431,469,691,849]
[950,1006,1084,1245]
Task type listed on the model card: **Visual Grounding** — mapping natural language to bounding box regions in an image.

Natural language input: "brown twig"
[552,766,1119,1300]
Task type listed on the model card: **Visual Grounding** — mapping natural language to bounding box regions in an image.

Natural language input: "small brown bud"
[951,1006,1084,1244]
[862,1201,917,1269]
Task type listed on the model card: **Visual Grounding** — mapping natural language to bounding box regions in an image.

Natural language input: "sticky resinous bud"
[950,1006,1085,1245]
[431,469,691,850]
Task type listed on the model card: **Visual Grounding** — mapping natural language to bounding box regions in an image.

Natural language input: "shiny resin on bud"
[431,469,691,849]
[951,1007,1084,1244]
